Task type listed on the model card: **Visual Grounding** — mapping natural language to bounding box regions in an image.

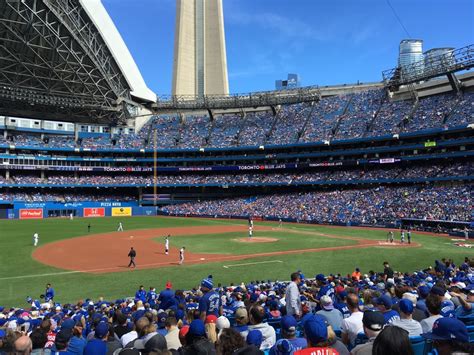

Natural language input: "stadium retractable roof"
[0,0,155,124]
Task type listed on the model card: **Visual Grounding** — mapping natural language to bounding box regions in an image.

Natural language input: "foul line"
[0,270,83,281]
[223,260,283,269]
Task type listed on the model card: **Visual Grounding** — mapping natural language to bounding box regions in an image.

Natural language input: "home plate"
[200,258,206,261]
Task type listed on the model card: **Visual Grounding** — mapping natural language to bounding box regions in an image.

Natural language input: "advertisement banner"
[111,207,132,217]
[20,209,43,219]
[83,207,105,218]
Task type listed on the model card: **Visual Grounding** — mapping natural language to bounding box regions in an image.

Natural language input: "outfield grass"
[0,217,470,307]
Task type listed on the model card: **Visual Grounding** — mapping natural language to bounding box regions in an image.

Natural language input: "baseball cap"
[60,318,75,331]
[280,315,297,334]
[179,325,189,339]
[399,299,414,314]
[418,286,430,298]
[315,274,326,282]
[55,328,72,344]
[302,315,328,344]
[144,333,167,351]
[374,295,392,309]
[246,329,263,347]
[320,295,334,310]
[272,339,295,355]
[422,318,468,343]
[205,315,217,324]
[216,316,230,330]
[95,321,109,338]
[189,319,206,337]
[362,311,384,331]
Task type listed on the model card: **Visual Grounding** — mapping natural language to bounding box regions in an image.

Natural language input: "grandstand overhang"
[0,0,155,124]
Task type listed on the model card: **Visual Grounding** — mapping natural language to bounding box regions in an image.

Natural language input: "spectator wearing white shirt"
[341,293,363,347]
[285,272,302,318]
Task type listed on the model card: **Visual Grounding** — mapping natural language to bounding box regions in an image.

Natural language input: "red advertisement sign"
[19,209,44,219]
[83,207,105,218]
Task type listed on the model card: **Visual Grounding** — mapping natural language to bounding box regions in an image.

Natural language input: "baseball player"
[407,230,411,244]
[278,218,283,229]
[117,222,124,231]
[33,232,39,247]
[127,247,136,268]
[69,213,74,220]
[400,230,405,244]
[386,231,394,243]
[464,226,469,240]
[165,235,170,255]
[88,223,91,233]
[179,247,185,265]
[248,224,253,238]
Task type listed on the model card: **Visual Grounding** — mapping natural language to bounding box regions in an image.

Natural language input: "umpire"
[128,247,136,268]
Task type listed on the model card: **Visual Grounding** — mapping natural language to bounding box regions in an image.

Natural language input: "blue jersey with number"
[199,291,221,317]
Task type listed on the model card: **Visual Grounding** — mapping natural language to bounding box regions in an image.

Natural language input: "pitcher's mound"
[234,237,278,243]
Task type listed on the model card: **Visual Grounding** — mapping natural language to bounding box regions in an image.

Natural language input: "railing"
[382,44,474,88]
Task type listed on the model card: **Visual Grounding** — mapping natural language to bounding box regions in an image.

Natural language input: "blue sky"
[102,0,473,95]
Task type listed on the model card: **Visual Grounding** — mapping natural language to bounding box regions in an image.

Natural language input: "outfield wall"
[2,201,157,219]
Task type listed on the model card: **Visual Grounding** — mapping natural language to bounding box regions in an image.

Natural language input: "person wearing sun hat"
[421,317,474,355]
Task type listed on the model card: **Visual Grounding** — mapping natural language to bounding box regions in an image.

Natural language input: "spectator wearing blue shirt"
[198,276,222,321]
[147,287,157,306]
[45,283,55,302]
[84,321,108,355]
[374,295,400,324]
[135,286,146,303]
[315,274,335,304]
[159,281,176,310]
[269,315,307,353]
[54,328,75,355]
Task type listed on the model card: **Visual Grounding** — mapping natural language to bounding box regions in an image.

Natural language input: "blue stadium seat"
[467,325,474,342]
[409,336,425,355]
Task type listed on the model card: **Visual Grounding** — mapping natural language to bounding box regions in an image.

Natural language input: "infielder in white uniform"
[179,247,185,265]
[165,235,170,255]
[248,225,253,238]
[400,230,405,243]
[117,222,123,231]
[33,233,39,246]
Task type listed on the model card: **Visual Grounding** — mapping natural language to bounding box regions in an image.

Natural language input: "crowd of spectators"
[0,192,137,203]
[333,90,385,140]
[238,111,275,147]
[1,163,470,187]
[208,115,242,148]
[300,95,347,143]
[0,258,473,354]
[0,90,472,151]
[161,184,472,223]
[267,103,313,145]
[403,93,457,133]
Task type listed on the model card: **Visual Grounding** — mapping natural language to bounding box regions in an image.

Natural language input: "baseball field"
[0,216,470,307]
